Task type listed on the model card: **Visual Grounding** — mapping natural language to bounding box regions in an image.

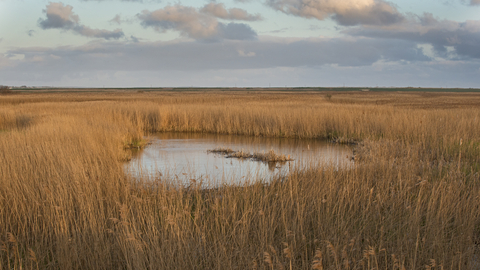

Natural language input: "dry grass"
[210,148,293,162]
[0,90,480,269]
[207,147,236,155]
[252,150,293,162]
[226,149,254,159]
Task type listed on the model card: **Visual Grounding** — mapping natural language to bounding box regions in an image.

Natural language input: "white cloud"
[200,3,262,21]
[137,5,257,41]
[138,5,219,39]
[38,2,79,29]
[266,0,404,26]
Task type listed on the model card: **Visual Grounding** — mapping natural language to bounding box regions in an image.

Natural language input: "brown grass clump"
[123,137,150,149]
[0,90,480,269]
[252,150,293,162]
[207,147,235,155]
[226,149,253,159]
[210,148,294,162]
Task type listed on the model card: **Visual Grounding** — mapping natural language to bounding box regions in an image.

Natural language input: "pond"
[124,132,354,187]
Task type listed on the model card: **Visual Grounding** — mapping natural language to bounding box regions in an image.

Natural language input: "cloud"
[218,23,257,40]
[38,2,79,29]
[80,0,161,2]
[459,0,480,6]
[130,35,140,42]
[109,14,135,25]
[266,0,404,26]
[27,30,36,37]
[3,37,429,75]
[344,13,480,59]
[137,5,257,41]
[200,3,262,21]
[470,0,480,5]
[7,38,480,88]
[238,50,255,57]
[138,6,218,39]
[0,54,12,70]
[74,26,125,39]
[38,2,124,40]
[110,14,123,24]
[267,27,289,33]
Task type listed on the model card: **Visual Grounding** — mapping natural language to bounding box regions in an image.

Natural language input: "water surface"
[125,133,353,187]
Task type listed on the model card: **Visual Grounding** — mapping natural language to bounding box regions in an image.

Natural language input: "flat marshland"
[1,90,480,269]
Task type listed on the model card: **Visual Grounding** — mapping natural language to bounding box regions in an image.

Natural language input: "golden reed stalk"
[0,90,479,269]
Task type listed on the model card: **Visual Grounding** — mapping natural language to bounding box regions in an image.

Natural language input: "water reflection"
[125,132,353,187]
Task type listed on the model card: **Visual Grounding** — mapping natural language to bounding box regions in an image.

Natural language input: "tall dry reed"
[0,90,479,269]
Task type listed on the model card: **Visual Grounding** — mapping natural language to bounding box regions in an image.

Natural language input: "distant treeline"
[0,85,12,94]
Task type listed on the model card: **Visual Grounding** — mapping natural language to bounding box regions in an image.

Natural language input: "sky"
[0,0,479,88]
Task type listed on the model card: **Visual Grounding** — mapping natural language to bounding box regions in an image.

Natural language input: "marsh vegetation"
[1,90,480,269]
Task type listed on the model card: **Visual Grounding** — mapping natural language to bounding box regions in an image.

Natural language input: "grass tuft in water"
[207,147,236,155]
[124,137,150,150]
[252,150,293,162]
[209,148,294,162]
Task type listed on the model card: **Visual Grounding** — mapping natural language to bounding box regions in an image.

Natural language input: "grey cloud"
[200,3,262,21]
[345,13,480,59]
[27,30,36,37]
[131,35,140,42]
[0,54,12,70]
[267,27,288,33]
[459,0,480,6]
[80,0,161,2]
[3,60,479,88]
[16,38,480,88]
[74,26,125,39]
[138,5,257,41]
[218,23,257,40]
[110,15,123,24]
[109,14,135,25]
[266,0,404,26]
[38,2,124,40]
[3,37,429,75]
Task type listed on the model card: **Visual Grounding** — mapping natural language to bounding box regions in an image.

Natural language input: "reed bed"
[0,90,480,269]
